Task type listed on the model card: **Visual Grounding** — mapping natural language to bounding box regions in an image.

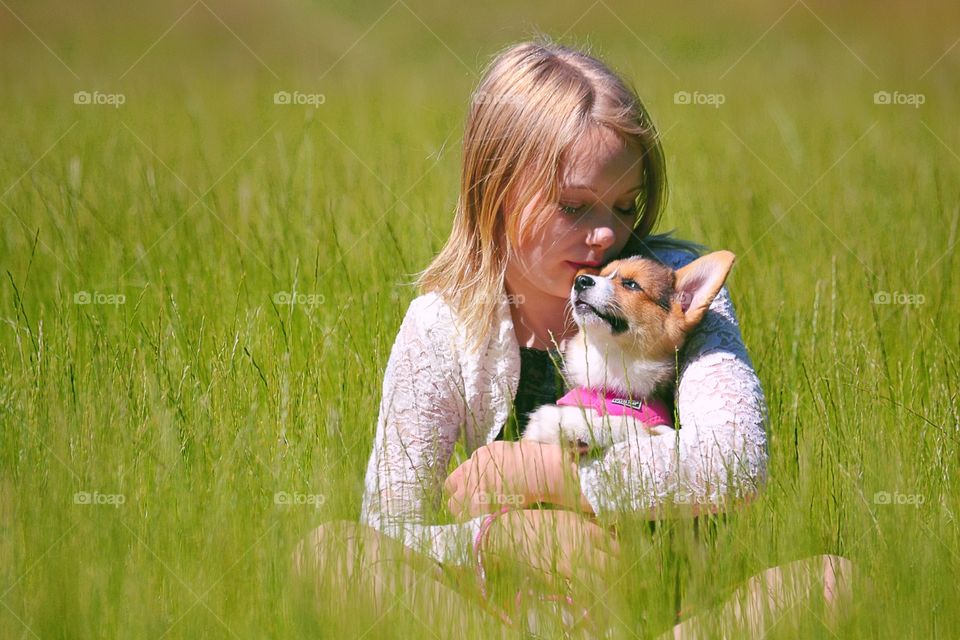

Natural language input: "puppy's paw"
[521,405,565,445]
[606,420,675,445]
[647,424,675,437]
[524,405,615,452]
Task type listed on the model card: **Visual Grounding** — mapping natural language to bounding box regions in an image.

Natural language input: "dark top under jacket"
[495,346,567,441]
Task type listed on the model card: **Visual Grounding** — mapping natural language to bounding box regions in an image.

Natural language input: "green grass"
[1,0,958,637]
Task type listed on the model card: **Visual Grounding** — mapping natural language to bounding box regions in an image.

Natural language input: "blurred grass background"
[1,0,958,637]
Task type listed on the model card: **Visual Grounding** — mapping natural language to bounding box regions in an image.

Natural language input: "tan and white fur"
[522,251,736,450]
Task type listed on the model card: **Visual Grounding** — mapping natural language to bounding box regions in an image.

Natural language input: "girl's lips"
[566,261,601,269]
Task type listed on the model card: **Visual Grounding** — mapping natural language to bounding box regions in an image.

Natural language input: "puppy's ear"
[671,251,736,330]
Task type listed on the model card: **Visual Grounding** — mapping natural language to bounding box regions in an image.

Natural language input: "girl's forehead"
[562,127,644,190]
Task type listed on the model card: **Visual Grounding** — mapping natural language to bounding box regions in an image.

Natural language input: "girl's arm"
[358,294,489,567]
[573,252,770,519]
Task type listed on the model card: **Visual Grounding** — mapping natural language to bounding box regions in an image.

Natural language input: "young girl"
[293,39,852,638]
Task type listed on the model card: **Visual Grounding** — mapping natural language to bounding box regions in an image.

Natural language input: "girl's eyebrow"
[563,183,644,194]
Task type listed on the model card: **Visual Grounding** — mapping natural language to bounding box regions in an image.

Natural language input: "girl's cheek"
[514,244,546,268]
[545,219,578,248]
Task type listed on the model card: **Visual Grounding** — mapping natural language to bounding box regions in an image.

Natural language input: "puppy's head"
[569,250,736,360]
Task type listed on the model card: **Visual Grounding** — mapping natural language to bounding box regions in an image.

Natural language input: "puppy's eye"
[621,279,642,291]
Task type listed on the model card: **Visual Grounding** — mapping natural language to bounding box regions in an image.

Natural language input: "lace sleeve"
[358,295,488,567]
[576,256,769,517]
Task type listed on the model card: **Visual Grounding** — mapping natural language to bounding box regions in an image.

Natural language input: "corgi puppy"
[522,251,736,450]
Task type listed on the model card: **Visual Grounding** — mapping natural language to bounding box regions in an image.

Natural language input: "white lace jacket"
[359,247,769,568]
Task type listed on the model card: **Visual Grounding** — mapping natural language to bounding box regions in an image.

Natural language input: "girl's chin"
[551,281,577,300]
[522,283,573,303]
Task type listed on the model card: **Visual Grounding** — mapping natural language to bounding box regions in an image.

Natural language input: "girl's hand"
[443,441,589,519]
[484,508,621,592]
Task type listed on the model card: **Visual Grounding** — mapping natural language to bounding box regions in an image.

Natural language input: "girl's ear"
[671,251,736,330]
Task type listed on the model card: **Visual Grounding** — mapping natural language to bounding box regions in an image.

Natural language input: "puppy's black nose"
[574,274,595,292]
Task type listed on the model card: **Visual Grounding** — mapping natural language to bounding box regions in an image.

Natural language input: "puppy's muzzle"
[571,275,628,334]
[574,274,595,292]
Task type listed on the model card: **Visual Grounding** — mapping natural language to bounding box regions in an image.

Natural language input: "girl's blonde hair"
[416,38,704,354]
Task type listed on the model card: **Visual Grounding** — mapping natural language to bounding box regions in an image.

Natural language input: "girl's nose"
[587,222,617,252]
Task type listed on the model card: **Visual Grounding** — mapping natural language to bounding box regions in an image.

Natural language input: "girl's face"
[505,126,645,301]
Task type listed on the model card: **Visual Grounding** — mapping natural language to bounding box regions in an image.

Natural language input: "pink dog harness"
[556,387,673,427]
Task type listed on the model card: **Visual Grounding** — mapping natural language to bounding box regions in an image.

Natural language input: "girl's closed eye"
[558,202,638,216]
